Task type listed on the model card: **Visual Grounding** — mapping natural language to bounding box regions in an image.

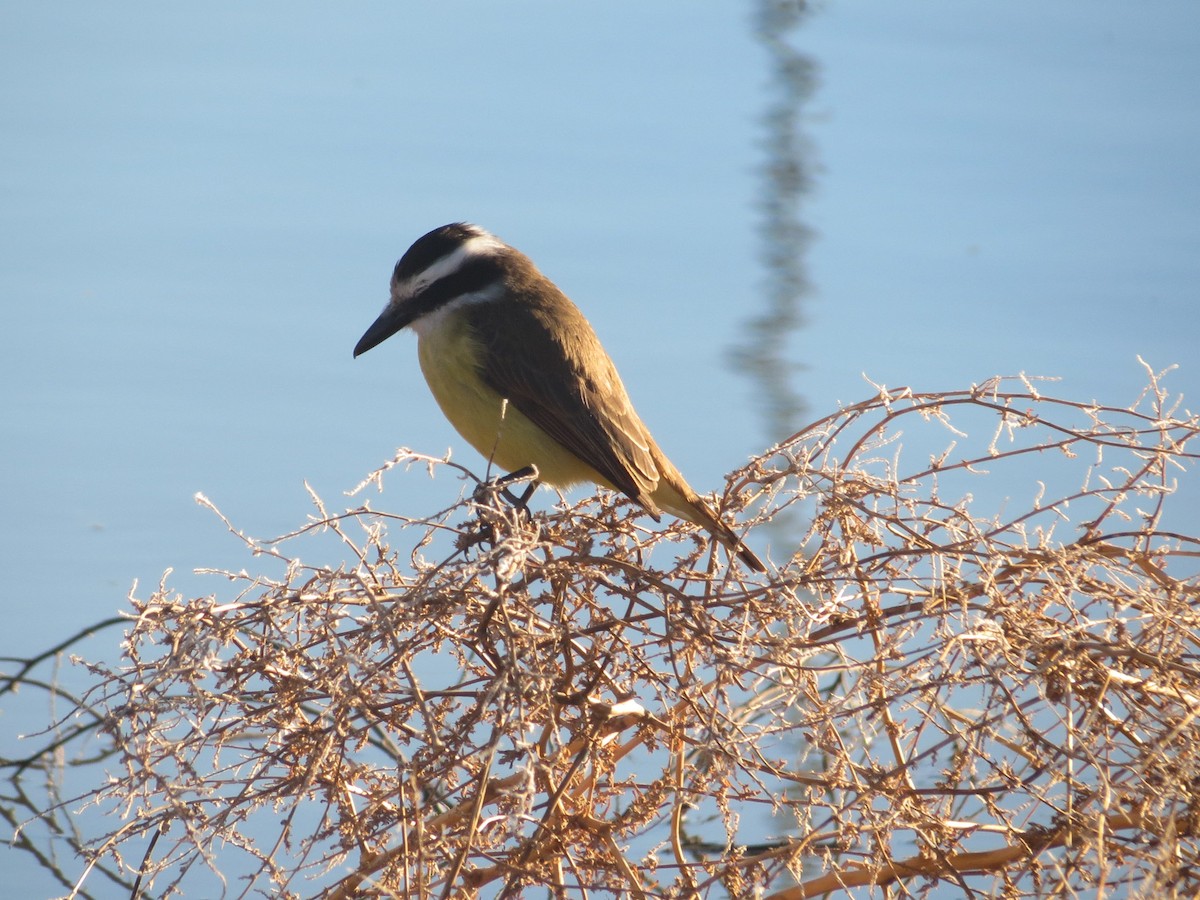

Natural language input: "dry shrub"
[10,365,1200,898]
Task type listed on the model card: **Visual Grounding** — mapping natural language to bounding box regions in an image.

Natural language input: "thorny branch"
[4,369,1200,897]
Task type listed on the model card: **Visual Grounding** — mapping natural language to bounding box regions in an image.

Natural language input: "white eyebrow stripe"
[410,232,508,289]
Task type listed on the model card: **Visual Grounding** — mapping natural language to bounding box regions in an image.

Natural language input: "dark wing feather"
[465,277,664,515]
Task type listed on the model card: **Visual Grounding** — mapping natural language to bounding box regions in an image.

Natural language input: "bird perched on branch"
[354,223,765,572]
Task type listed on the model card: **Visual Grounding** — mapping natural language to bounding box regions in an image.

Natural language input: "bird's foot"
[461,465,541,553]
[473,464,540,516]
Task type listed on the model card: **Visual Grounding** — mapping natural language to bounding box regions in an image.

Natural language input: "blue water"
[3,3,1198,895]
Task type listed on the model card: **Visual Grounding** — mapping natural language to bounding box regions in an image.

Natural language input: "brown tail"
[653,481,766,572]
[705,511,767,572]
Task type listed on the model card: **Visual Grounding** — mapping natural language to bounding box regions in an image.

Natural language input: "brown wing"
[465,279,665,517]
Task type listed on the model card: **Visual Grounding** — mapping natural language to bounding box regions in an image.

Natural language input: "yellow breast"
[415,311,609,489]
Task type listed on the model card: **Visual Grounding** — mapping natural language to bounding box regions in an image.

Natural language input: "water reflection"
[732,0,818,443]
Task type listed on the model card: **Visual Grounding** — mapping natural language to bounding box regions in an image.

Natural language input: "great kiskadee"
[353,223,765,572]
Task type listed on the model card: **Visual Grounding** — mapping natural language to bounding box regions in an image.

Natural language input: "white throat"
[408,282,504,338]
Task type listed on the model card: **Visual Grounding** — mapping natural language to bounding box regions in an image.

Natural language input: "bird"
[353,223,765,572]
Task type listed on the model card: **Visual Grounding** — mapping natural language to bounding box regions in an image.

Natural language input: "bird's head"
[353,222,508,357]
